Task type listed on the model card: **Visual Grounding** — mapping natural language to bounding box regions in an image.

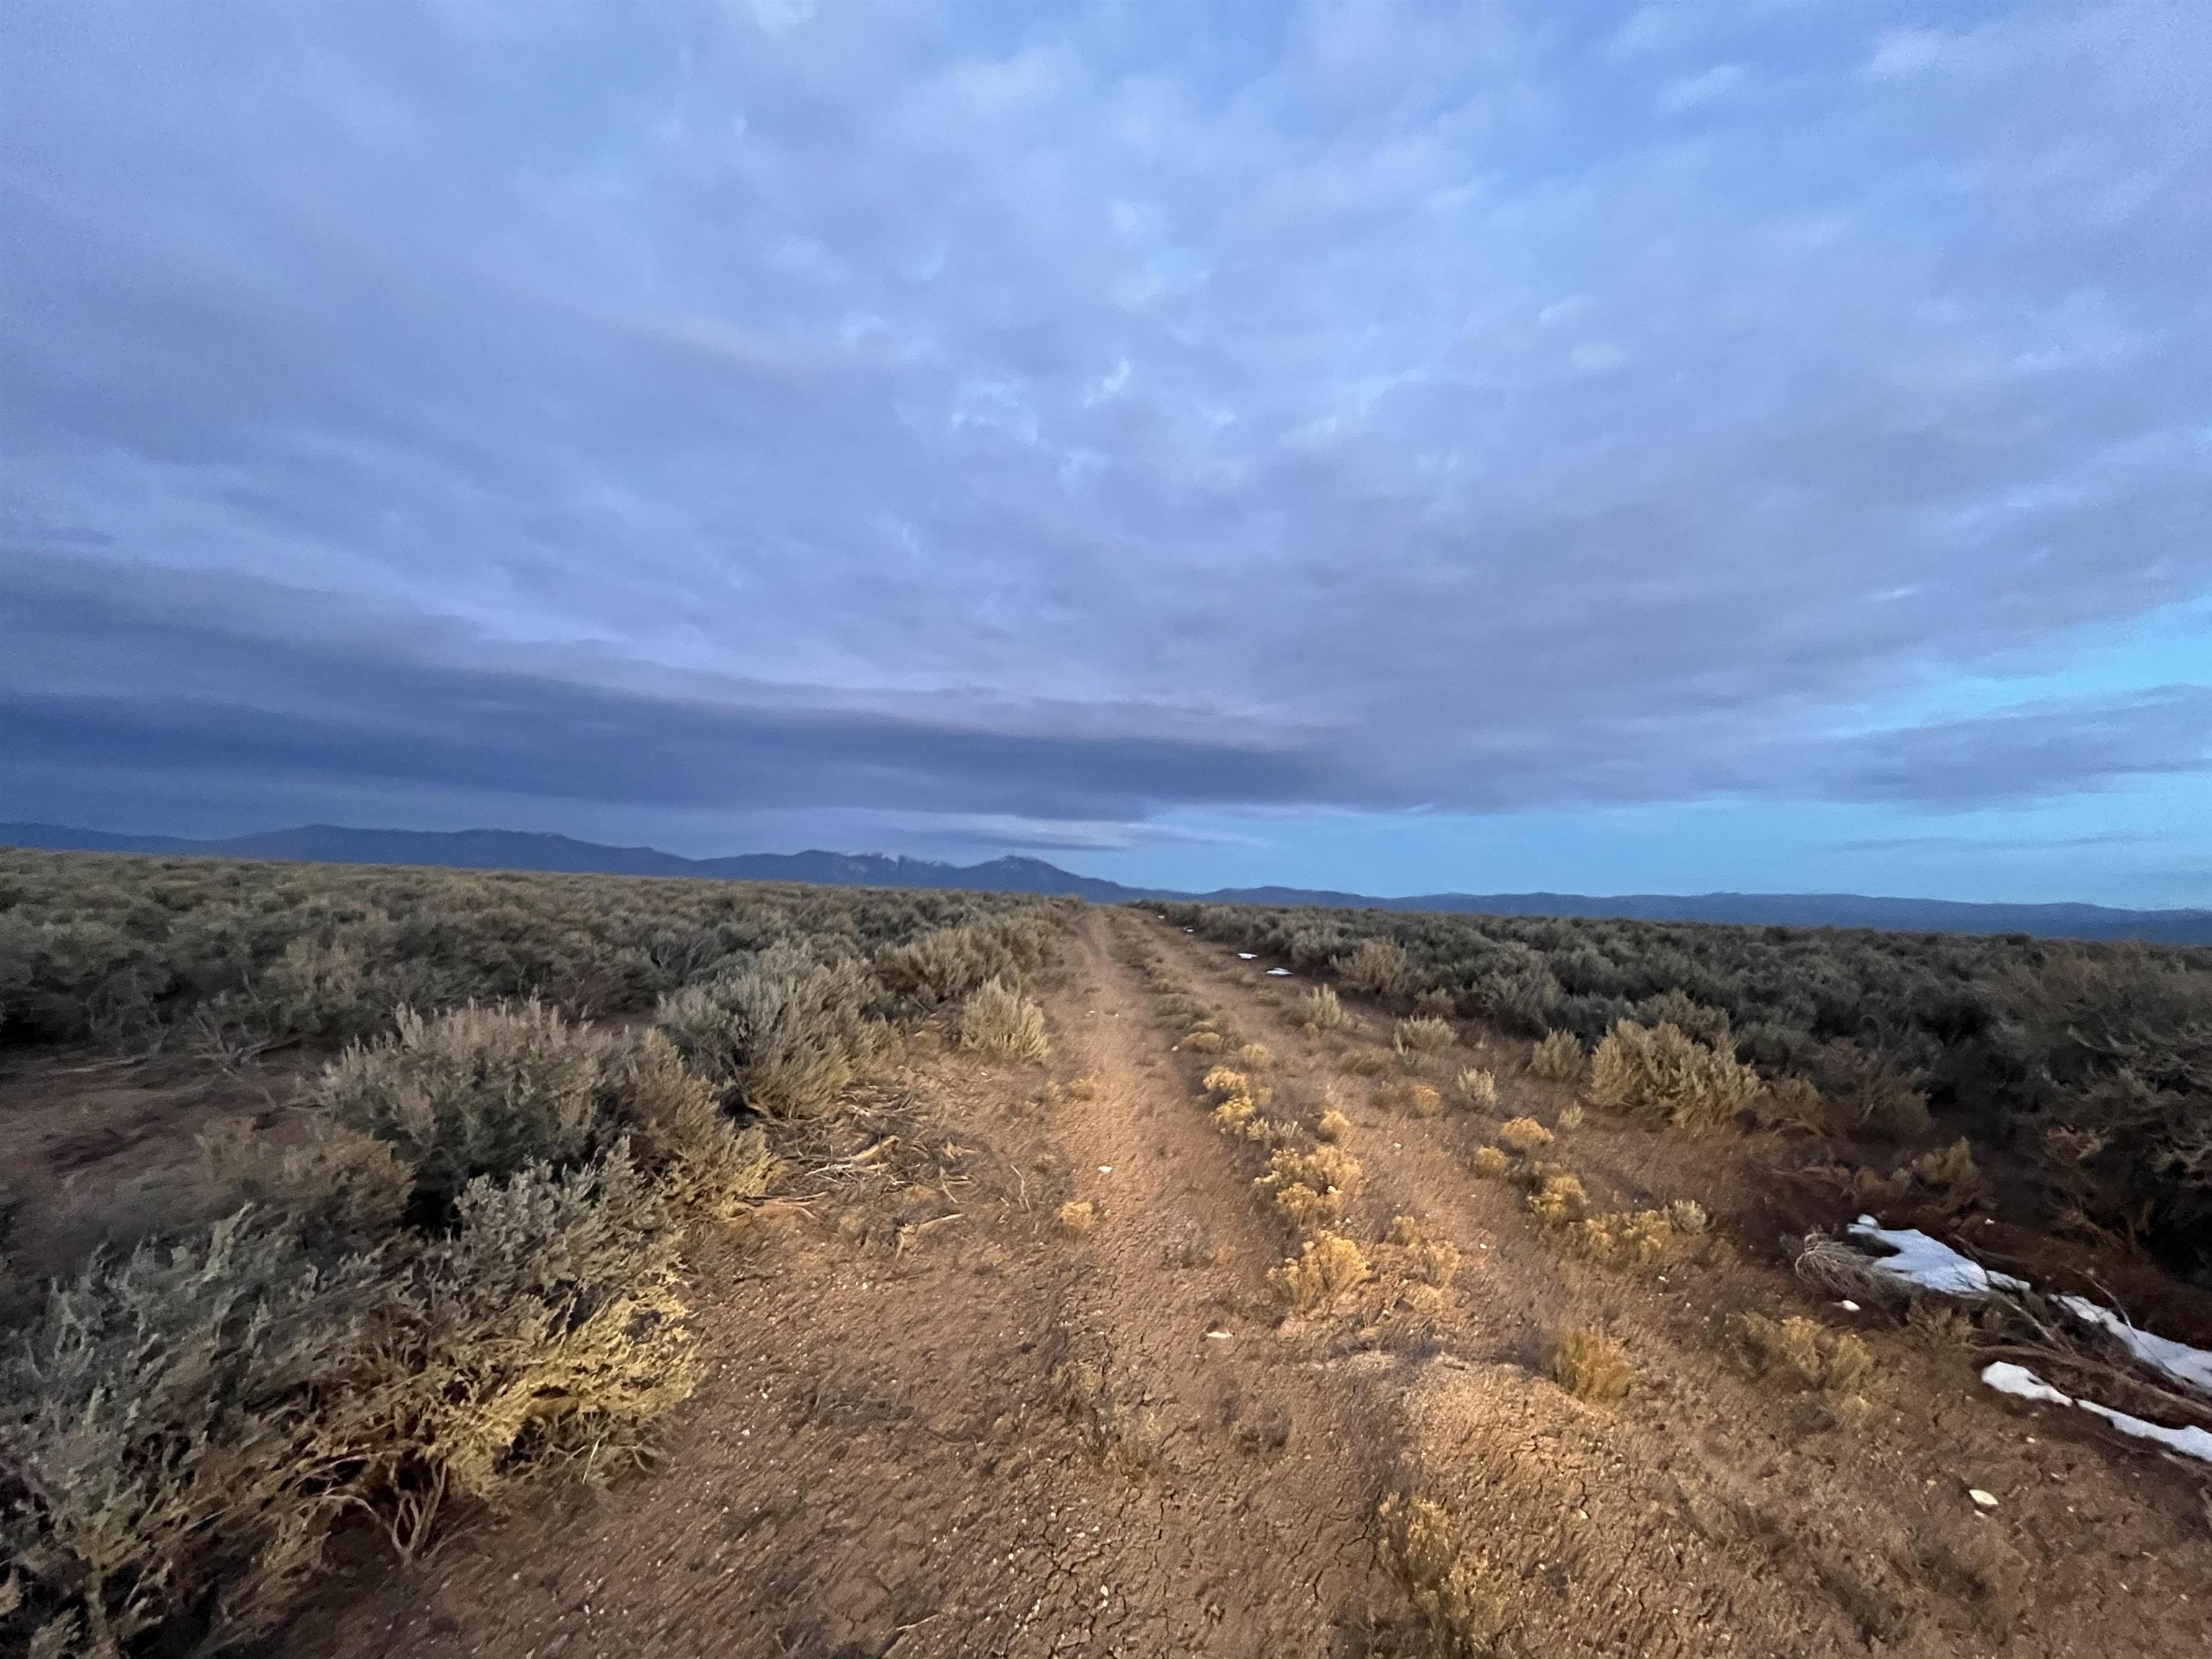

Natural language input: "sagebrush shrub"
[657,942,884,1117]
[1454,1067,1498,1109]
[1527,1029,1585,1082]
[959,978,1049,1064]
[1335,938,1416,999]
[872,917,1052,1009]
[1394,1015,1456,1054]
[1297,984,1349,1032]
[1,1146,695,1658]
[319,1001,619,1213]
[1587,1019,1761,1131]
[1471,1145,1510,1179]
[318,1004,768,1218]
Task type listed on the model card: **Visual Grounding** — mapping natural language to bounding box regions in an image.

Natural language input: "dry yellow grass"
[1377,1492,1501,1655]
[1316,1107,1352,1142]
[1269,1231,1372,1311]
[1550,1326,1631,1401]
[1378,1079,1443,1118]
[958,979,1050,1064]
[1382,1215,1462,1288]
[1732,1313,1876,1395]
[1567,1203,1705,1269]
[1471,1145,1510,1179]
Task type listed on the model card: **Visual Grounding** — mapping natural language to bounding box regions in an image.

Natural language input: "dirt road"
[305,909,2212,1659]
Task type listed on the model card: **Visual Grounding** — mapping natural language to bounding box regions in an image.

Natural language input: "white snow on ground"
[1237,953,1256,959]
[2055,1298,2212,1399]
[1267,968,1291,976]
[1848,1215,2029,1296]
[1982,1362,2212,1465]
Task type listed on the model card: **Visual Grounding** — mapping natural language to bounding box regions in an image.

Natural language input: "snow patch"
[1236,953,1256,960]
[1267,968,1292,977]
[1848,1215,2028,1297]
[1982,1362,2212,1465]
[2054,1297,2212,1399]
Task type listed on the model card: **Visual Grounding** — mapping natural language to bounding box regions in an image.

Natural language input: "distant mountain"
[6,821,2207,945]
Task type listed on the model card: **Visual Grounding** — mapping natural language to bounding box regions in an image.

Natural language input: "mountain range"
[6,821,2207,946]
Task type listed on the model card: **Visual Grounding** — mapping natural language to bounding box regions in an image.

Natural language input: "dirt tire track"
[1142,914,2212,1659]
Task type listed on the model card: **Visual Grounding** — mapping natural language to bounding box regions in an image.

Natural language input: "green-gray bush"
[656,942,886,1118]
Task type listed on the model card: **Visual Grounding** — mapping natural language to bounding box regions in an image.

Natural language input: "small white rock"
[1838,1300,1861,1313]
[1097,1164,1113,1174]
[1969,1488,1998,1509]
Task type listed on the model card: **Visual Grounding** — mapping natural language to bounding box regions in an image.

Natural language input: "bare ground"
[19,909,2204,1657]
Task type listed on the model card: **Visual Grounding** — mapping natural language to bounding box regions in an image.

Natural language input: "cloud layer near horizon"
[4,1,2208,887]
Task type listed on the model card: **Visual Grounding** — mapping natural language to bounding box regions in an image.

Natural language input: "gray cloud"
[4,1,2209,848]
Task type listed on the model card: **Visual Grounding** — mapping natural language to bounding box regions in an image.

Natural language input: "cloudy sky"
[4,1,2208,905]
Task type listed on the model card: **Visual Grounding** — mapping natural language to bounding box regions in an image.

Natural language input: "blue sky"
[3,1,2208,906]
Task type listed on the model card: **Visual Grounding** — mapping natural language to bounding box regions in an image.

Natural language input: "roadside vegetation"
[1156,899,2212,1282]
[0,849,1071,1659]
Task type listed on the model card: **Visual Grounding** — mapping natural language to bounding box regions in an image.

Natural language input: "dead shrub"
[958,978,1050,1064]
[1238,1042,1273,1069]
[1316,1107,1353,1143]
[1453,1067,1498,1110]
[1049,1359,1164,1478]
[1341,1047,1394,1076]
[1527,1030,1584,1082]
[1381,1215,1461,1288]
[657,943,886,1116]
[1377,1492,1503,1656]
[1394,1015,1456,1055]
[1550,1326,1631,1401]
[1269,1231,1372,1312]
[1471,1146,1510,1179]
[1587,1018,1761,1131]
[1498,1116,1552,1156]
[1379,1079,1444,1118]
[1732,1313,1876,1395]
[1525,1172,1588,1227]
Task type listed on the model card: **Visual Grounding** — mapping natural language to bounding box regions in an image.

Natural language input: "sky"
[2,0,2208,907]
